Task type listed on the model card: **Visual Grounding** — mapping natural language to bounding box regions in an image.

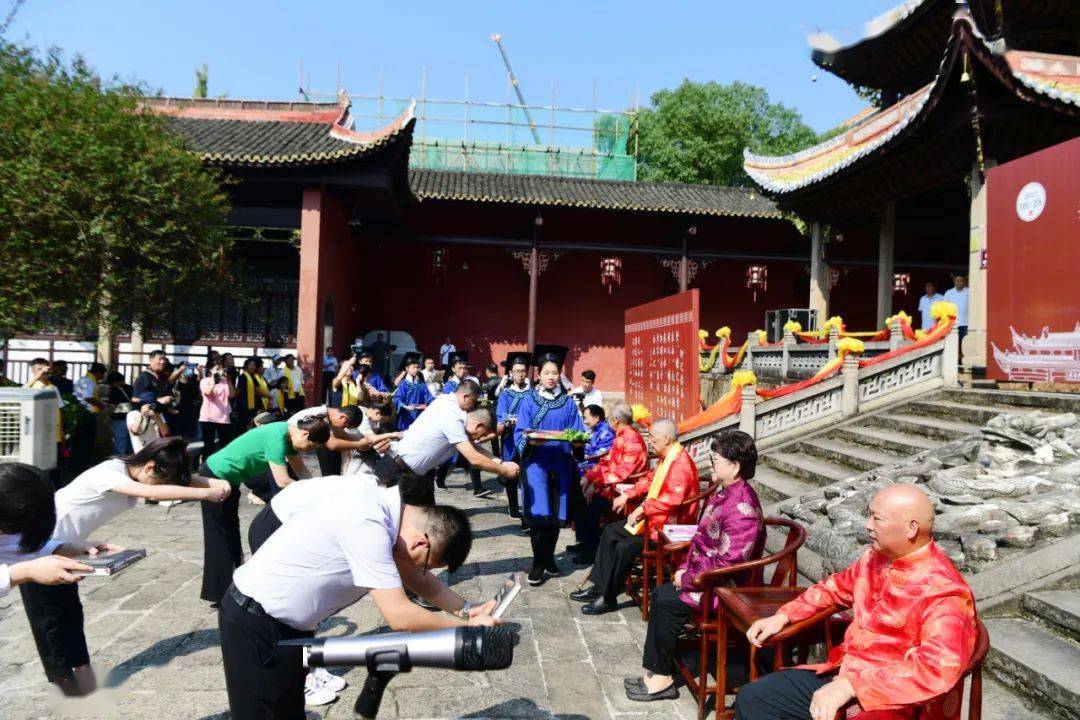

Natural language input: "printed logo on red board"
[1015,181,1046,222]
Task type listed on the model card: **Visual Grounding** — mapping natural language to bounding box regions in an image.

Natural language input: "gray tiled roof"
[407,169,781,219]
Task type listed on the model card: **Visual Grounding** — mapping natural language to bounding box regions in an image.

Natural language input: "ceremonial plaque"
[624,290,700,423]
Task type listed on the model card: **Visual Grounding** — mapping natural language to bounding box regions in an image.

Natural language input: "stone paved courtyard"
[0,471,1050,720]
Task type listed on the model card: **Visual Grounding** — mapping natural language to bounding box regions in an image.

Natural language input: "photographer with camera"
[132,351,175,430]
[200,360,237,457]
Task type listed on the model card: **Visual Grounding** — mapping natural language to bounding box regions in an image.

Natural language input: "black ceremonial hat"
[448,350,471,366]
[403,351,423,366]
[532,344,569,368]
[502,350,532,369]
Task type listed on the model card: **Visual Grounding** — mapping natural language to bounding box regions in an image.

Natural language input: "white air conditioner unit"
[0,388,59,470]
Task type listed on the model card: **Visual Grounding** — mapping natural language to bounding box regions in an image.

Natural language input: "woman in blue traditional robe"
[513,351,585,586]
[392,354,434,431]
[496,353,532,518]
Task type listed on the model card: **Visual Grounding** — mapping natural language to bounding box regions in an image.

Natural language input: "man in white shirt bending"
[219,487,498,720]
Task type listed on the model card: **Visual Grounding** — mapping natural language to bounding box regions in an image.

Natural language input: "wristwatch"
[457,600,474,619]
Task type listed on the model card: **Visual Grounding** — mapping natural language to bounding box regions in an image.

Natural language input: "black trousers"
[199,463,242,603]
[530,525,560,569]
[69,414,98,475]
[573,494,611,557]
[20,583,90,683]
[436,453,481,491]
[219,587,312,720]
[588,523,644,602]
[733,668,831,720]
[642,582,694,674]
[285,397,305,415]
[200,421,233,459]
[370,454,436,507]
[316,445,341,476]
[247,504,283,555]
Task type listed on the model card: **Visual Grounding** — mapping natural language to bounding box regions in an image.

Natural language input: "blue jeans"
[111,419,132,455]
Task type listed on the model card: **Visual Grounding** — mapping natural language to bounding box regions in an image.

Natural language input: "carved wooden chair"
[663,517,806,720]
[626,478,720,621]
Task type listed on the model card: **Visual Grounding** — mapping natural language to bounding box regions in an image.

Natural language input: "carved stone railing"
[684,326,959,467]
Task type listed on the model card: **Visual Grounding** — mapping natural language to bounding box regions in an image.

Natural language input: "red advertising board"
[987,136,1080,383]
[624,290,700,422]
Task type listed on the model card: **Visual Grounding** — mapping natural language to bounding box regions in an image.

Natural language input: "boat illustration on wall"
[992,324,1080,382]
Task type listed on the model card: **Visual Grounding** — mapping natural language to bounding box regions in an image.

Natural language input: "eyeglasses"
[421,533,431,576]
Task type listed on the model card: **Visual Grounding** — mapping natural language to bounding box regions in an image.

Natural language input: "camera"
[351,339,365,363]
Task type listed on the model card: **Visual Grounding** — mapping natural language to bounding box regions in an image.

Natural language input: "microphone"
[302,625,514,671]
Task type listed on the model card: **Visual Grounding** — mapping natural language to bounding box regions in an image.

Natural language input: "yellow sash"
[626,441,683,536]
[340,377,359,407]
[284,367,303,399]
[245,372,269,411]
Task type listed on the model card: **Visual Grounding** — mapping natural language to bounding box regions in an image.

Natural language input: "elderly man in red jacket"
[736,484,977,720]
[571,418,698,615]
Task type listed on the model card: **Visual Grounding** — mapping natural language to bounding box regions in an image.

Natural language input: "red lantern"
[600,257,622,294]
[893,272,911,295]
[746,265,768,302]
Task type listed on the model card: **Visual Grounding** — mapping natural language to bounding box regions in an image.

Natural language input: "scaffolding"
[337,82,639,181]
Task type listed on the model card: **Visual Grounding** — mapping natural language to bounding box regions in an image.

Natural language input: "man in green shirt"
[198,416,331,604]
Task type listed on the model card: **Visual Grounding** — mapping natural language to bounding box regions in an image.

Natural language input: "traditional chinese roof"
[810,1,1080,93]
[144,96,415,168]
[408,169,782,219]
[745,10,1080,213]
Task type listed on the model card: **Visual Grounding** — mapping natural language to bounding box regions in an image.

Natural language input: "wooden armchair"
[626,479,720,621]
[671,517,806,720]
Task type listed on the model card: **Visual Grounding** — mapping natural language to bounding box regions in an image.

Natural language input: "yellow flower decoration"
[731,370,757,388]
[698,329,709,340]
[631,404,651,424]
[836,337,865,355]
[715,326,732,339]
[931,301,958,322]
[756,329,768,344]
[822,315,845,331]
[914,329,928,340]
[783,320,802,333]
[886,310,911,327]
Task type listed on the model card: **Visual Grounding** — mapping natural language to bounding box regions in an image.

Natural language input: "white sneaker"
[304,673,337,706]
[311,666,347,692]
[157,499,182,508]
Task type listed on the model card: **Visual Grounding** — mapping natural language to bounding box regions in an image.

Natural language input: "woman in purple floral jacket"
[625,429,766,702]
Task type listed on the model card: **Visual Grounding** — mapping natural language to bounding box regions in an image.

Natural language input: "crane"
[490,33,543,145]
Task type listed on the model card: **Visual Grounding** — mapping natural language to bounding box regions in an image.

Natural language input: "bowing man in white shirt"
[218,486,499,720]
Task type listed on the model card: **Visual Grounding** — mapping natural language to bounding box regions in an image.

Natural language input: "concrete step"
[983,617,1080,718]
[865,412,982,441]
[906,399,1029,425]
[797,437,902,472]
[748,466,817,505]
[760,451,853,487]
[1024,590,1080,643]
[938,388,1080,413]
[832,425,940,455]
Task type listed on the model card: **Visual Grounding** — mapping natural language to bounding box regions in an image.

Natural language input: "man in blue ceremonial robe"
[578,404,614,474]
[392,352,434,431]
[495,351,532,518]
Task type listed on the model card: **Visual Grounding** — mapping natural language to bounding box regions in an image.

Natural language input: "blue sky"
[10,0,902,134]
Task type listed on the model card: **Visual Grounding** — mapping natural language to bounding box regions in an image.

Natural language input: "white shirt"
[439,344,456,366]
[53,459,136,542]
[264,366,283,385]
[389,394,467,475]
[234,487,402,631]
[917,293,944,330]
[288,405,328,427]
[572,387,604,411]
[943,287,969,326]
[0,533,62,597]
[282,365,304,395]
[270,475,378,524]
[127,409,161,451]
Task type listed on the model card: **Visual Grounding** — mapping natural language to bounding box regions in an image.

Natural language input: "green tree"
[194,63,208,98]
[0,41,237,339]
[635,80,821,186]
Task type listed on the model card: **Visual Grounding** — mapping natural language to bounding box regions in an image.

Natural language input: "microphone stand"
[354,646,411,719]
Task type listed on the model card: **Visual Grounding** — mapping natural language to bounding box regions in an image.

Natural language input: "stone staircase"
[984,588,1080,720]
[750,388,1080,505]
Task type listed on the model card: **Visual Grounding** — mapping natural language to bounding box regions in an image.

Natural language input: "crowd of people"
[0,338,980,720]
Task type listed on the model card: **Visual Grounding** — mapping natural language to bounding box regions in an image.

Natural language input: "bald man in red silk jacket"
[736,484,977,720]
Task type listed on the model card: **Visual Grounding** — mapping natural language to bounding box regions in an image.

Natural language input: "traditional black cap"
[532,344,569,368]
[403,351,423,367]
[502,350,532,369]
[448,350,471,367]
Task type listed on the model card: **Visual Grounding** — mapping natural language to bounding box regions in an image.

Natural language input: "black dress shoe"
[626,683,679,702]
[565,543,582,553]
[572,553,595,566]
[527,566,547,586]
[543,561,560,576]
[569,587,599,602]
[581,597,617,615]
[623,677,645,691]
